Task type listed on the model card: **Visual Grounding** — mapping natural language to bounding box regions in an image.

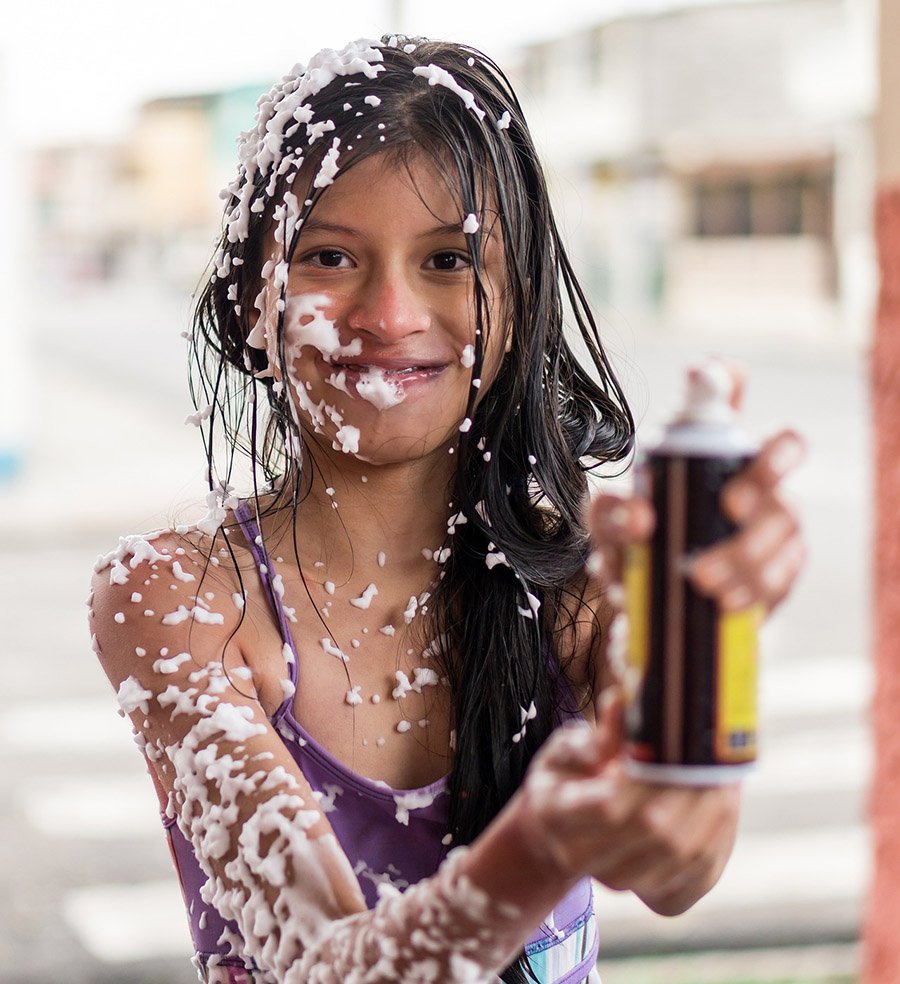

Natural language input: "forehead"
[319,150,458,214]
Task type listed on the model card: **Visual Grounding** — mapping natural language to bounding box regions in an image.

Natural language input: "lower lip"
[335,365,449,392]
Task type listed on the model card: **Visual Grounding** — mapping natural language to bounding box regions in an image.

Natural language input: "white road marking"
[16,773,162,838]
[62,880,193,962]
[0,698,134,755]
[760,654,872,719]
[749,722,871,795]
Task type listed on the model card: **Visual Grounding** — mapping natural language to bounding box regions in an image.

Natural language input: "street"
[0,285,871,982]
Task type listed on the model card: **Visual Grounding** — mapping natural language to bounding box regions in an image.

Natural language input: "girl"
[90,36,805,984]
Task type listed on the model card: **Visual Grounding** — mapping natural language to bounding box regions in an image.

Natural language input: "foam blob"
[412,64,486,120]
[350,583,378,609]
[355,368,406,409]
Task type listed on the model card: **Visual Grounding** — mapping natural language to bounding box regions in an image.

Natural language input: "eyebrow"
[297,218,473,240]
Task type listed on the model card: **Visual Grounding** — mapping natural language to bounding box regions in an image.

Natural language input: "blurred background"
[0,1,872,982]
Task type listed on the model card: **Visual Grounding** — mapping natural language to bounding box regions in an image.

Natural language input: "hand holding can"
[588,359,806,785]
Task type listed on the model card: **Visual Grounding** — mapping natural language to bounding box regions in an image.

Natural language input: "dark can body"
[624,446,762,784]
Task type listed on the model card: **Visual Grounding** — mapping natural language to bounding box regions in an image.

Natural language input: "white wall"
[0,53,27,482]
[517,0,877,347]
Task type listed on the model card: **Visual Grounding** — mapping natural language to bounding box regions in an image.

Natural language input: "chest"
[295,650,452,788]
[241,584,453,790]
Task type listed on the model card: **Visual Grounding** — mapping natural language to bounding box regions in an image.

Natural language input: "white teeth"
[344,365,429,374]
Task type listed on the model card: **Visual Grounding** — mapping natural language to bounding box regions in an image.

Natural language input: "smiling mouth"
[339,364,445,376]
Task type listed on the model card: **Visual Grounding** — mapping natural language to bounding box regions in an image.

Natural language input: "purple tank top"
[160,503,599,982]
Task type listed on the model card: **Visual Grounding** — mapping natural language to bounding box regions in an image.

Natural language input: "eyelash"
[428,251,471,272]
[299,249,350,269]
[296,249,472,272]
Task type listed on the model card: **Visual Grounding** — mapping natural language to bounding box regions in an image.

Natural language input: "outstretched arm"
[88,529,577,983]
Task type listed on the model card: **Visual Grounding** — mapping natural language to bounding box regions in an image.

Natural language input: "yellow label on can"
[624,543,651,686]
[715,605,762,762]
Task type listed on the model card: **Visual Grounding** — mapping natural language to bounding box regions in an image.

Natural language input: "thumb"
[595,685,626,766]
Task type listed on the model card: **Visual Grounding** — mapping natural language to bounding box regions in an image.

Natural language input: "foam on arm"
[89,529,566,982]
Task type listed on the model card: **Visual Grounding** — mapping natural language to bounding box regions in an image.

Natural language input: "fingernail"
[586,551,605,577]
[606,583,625,608]
[599,685,621,716]
[722,586,754,611]
[769,436,804,477]
[693,558,732,587]
[609,506,629,528]
[729,484,759,517]
[761,562,784,592]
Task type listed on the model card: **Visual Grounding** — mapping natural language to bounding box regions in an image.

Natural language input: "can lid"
[675,358,739,426]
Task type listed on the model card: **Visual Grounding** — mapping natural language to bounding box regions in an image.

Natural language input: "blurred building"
[30,0,877,345]
[0,54,26,481]
[515,0,877,346]
[31,85,262,293]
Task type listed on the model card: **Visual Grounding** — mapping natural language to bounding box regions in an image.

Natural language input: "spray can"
[623,359,763,785]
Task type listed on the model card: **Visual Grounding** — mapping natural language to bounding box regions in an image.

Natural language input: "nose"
[345,268,432,344]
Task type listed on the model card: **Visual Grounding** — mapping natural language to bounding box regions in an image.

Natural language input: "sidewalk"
[599,943,859,984]
[0,357,205,545]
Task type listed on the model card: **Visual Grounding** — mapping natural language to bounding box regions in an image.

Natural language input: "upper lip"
[329,357,450,370]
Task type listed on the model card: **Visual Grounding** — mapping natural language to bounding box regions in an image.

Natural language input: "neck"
[264,444,457,597]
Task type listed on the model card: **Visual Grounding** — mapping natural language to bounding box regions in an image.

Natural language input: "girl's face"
[274,151,508,467]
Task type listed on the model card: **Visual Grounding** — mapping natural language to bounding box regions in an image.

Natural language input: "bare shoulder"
[86,523,369,924]
[88,523,290,732]
[89,528,244,708]
[550,569,619,725]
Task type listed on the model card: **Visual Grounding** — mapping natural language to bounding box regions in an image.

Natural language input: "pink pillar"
[864,0,900,977]
[863,185,900,983]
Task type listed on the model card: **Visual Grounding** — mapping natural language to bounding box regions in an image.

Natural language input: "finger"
[636,791,740,911]
[689,499,799,598]
[534,721,605,774]
[596,685,626,764]
[719,526,805,613]
[586,496,655,587]
[722,359,747,412]
[688,504,799,595]
[722,429,806,522]
[589,495,655,548]
[586,785,707,890]
[621,781,739,905]
[755,531,806,613]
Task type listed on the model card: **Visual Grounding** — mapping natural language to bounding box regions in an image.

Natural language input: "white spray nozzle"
[677,358,739,425]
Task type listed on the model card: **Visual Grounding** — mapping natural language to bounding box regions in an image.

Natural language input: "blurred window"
[524,44,549,96]
[586,28,605,88]
[691,165,833,239]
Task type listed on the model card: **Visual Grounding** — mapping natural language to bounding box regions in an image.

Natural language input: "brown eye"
[299,248,351,269]
[314,249,347,267]
[428,251,470,272]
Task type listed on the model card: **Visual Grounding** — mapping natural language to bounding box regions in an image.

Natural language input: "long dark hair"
[190,36,634,983]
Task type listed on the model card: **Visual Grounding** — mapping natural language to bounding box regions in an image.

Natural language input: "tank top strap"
[232,502,301,715]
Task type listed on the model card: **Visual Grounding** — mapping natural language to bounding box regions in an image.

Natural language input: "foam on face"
[207,39,524,481]
[334,425,360,454]
[283,293,362,363]
[354,368,406,409]
[326,369,351,394]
